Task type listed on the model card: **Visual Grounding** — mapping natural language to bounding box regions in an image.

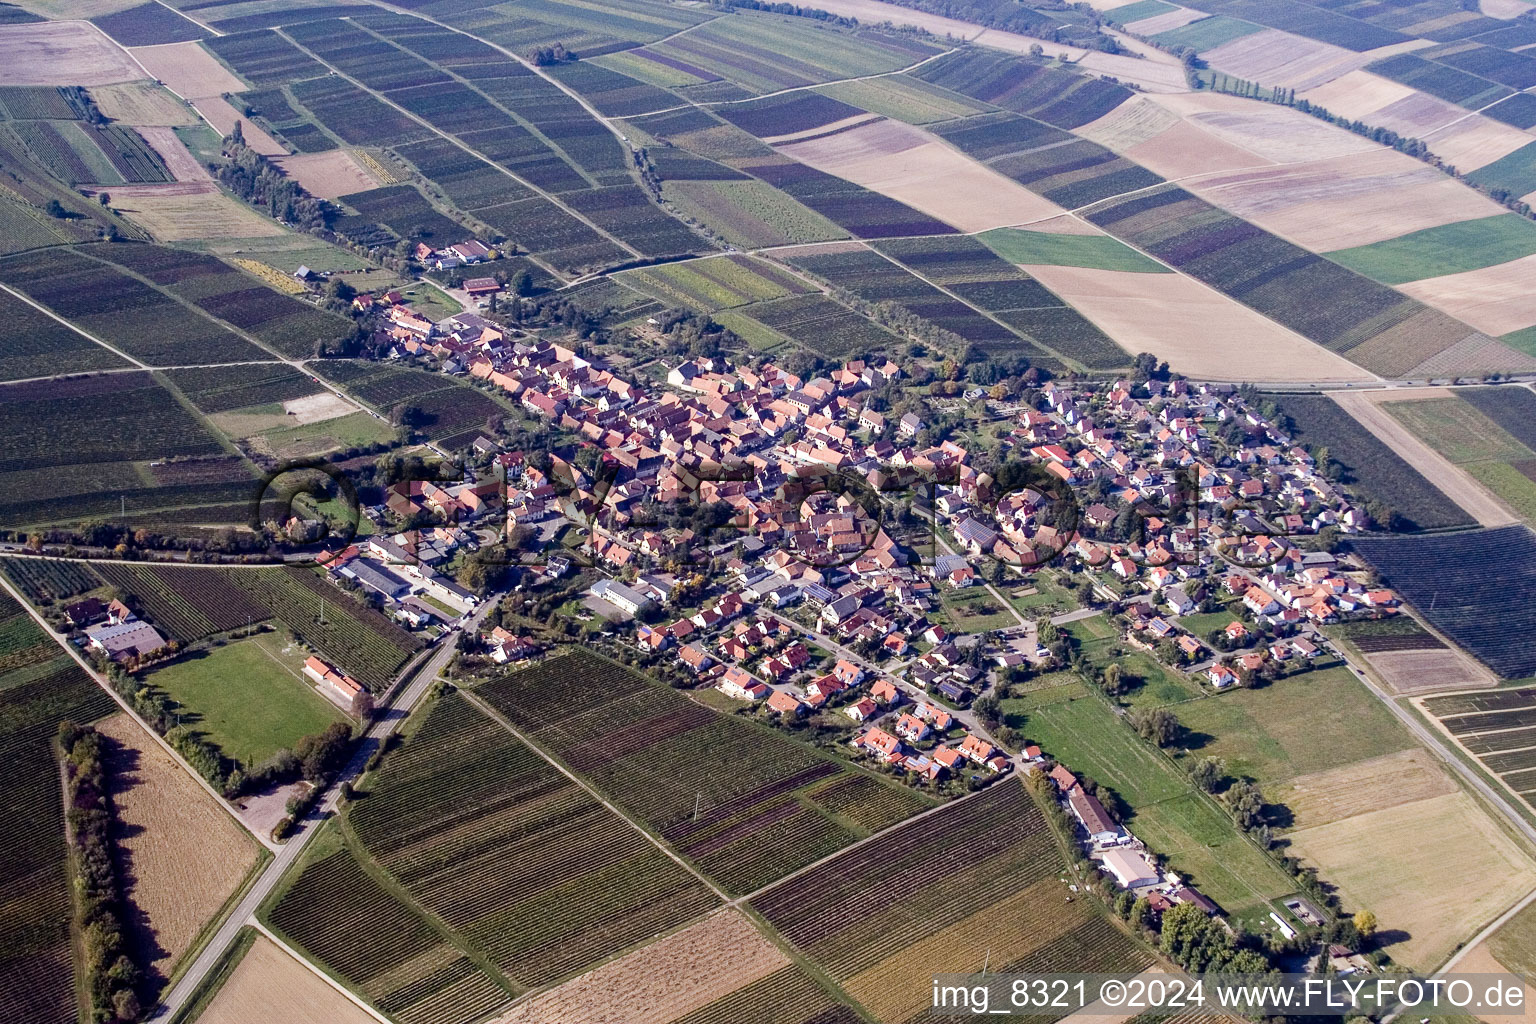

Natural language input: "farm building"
[588,578,653,617]
[303,655,372,716]
[85,620,166,662]
[1068,786,1123,845]
[1101,848,1158,888]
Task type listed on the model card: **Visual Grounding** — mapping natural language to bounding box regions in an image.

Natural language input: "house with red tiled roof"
[894,712,931,742]
[854,726,904,761]
[767,690,807,716]
[844,697,878,722]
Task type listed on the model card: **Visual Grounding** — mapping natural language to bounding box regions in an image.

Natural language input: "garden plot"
[0,21,145,85]
[1016,263,1372,381]
[776,118,1067,232]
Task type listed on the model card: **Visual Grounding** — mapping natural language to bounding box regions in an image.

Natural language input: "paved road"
[149,600,494,1022]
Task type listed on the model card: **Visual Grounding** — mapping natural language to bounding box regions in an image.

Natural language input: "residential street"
[148,596,498,1022]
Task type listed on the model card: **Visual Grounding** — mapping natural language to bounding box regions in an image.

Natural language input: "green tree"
[1189,756,1225,792]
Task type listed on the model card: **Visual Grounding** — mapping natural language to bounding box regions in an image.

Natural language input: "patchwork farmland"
[1424,687,1536,810]
[348,690,720,988]
[0,592,116,1024]
[752,782,1149,1022]
[475,648,933,894]
[1353,526,1536,678]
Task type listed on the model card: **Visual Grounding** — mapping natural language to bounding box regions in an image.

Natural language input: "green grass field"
[1008,682,1294,917]
[1172,667,1412,785]
[1385,396,1531,464]
[1469,141,1536,203]
[1009,684,1185,806]
[1325,214,1536,285]
[1177,607,1254,638]
[978,228,1169,273]
[816,76,990,125]
[1152,15,1265,51]
[1490,895,1536,980]
[1467,460,1536,524]
[938,586,1021,632]
[146,634,344,767]
[254,410,397,458]
[1382,394,1536,526]
[1106,0,1177,22]
[1502,325,1536,357]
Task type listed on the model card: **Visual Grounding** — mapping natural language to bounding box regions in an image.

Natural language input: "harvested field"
[282,392,354,424]
[271,150,378,200]
[1300,71,1453,134]
[1018,263,1371,381]
[196,932,379,1024]
[1331,389,1520,527]
[1126,119,1270,179]
[91,80,197,126]
[1285,791,1536,968]
[1186,149,1505,251]
[192,96,284,156]
[1368,647,1498,694]
[1270,749,1456,830]
[128,40,243,99]
[490,910,787,1024]
[1077,95,1275,179]
[0,21,145,85]
[1075,96,1182,150]
[138,125,209,182]
[789,0,1189,92]
[108,183,286,241]
[1451,940,1536,1024]
[1027,213,1108,235]
[1124,8,1209,34]
[95,713,259,979]
[1427,116,1535,172]
[776,118,1066,232]
[1400,253,1536,336]
[1148,91,1375,162]
[1204,31,1428,92]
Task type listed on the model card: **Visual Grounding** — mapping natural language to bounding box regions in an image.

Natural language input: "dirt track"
[1331,388,1519,527]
